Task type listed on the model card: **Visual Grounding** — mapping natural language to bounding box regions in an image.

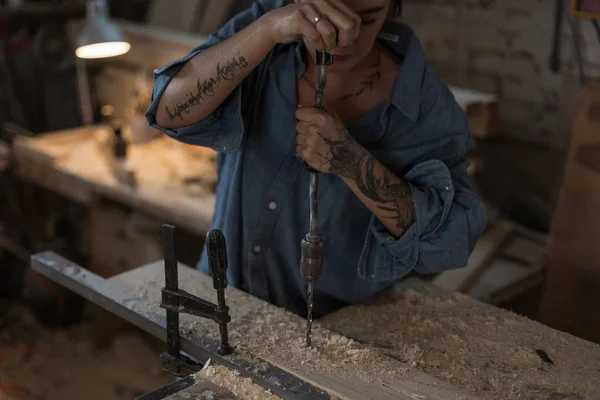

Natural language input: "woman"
[145,0,486,318]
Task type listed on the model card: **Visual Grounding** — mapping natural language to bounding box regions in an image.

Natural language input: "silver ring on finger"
[313,15,326,25]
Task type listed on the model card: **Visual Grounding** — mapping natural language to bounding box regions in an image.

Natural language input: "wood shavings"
[320,279,600,400]
[197,365,281,400]
[117,263,426,397]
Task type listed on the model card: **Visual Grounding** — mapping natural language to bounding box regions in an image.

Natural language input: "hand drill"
[300,50,333,347]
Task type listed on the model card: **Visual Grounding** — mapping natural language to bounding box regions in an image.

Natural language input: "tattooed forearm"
[319,127,415,233]
[165,55,249,122]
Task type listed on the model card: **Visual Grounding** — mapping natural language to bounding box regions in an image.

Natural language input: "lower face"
[303,32,380,73]
[327,49,372,73]
[303,1,389,73]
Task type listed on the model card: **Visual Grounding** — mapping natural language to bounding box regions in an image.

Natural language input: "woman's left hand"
[295,106,363,177]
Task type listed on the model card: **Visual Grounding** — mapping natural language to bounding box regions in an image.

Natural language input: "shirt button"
[253,245,261,253]
[268,201,277,210]
[445,186,450,191]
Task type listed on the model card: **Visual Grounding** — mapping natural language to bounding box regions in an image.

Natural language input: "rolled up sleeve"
[144,0,282,153]
[358,157,486,281]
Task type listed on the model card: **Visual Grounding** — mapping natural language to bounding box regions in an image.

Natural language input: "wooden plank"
[163,379,240,400]
[538,83,600,344]
[487,267,545,305]
[113,261,477,400]
[323,278,600,400]
[502,236,546,266]
[30,251,330,400]
[31,251,476,400]
[467,257,540,302]
[432,220,514,292]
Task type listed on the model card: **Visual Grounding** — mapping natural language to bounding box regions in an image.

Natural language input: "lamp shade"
[75,0,130,59]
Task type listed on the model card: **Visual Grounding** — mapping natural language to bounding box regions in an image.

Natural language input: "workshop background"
[1,0,600,399]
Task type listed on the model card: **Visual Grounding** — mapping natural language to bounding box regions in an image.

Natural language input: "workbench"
[31,252,600,400]
[12,125,219,341]
[12,125,217,236]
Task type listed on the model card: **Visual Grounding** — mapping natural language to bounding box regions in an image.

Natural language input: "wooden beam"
[538,83,600,344]
[30,251,477,400]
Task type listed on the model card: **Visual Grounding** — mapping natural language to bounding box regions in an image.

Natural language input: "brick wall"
[402,0,600,147]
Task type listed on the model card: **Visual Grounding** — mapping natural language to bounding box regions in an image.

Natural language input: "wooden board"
[164,379,240,400]
[31,251,476,400]
[538,83,600,344]
[12,127,216,235]
[113,260,476,400]
[321,279,600,400]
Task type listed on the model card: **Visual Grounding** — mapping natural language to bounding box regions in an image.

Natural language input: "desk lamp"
[75,0,130,59]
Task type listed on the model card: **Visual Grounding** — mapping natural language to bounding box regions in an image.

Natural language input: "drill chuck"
[300,235,324,282]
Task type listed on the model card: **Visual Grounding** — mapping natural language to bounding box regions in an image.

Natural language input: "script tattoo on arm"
[165,55,249,122]
[318,127,416,234]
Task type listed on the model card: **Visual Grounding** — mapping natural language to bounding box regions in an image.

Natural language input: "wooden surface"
[538,83,600,344]
[165,379,240,400]
[12,126,217,235]
[321,279,600,400]
[111,261,476,400]
[110,259,600,400]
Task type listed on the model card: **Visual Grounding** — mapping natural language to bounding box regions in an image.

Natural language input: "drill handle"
[316,51,334,66]
[301,51,333,173]
[206,229,228,290]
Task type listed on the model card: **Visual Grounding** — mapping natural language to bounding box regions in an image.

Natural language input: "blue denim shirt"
[145,0,487,318]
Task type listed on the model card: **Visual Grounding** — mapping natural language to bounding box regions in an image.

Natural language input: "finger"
[296,121,313,135]
[297,122,323,139]
[299,4,337,51]
[295,106,323,122]
[292,9,326,51]
[312,0,357,48]
[327,0,361,41]
[296,131,309,146]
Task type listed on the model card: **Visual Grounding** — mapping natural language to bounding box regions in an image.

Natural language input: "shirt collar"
[379,21,426,122]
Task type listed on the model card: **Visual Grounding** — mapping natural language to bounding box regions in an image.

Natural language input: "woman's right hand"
[264,0,361,52]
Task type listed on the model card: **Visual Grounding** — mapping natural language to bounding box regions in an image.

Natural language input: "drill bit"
[300,51,333,347]
[306,281,314,345]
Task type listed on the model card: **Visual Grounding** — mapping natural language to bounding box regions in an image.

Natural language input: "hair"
[390,0,403,18]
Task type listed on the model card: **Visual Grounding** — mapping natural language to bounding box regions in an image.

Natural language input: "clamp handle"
[206,229,228,290]
[205,228,233,355]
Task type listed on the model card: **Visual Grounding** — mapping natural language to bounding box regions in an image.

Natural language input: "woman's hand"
[264,0,361,51]
[295,106,366,177]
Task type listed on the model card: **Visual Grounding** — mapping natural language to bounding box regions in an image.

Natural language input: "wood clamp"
[160,224,233,377]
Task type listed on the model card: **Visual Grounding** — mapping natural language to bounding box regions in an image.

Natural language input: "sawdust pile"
[179,300,411,386]
[126,264,415,391]
[242,305,410,382]
[320,282,600,400]
[198,364,281,400]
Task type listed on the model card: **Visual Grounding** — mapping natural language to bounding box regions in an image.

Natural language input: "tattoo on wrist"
[165,55,249,121]
[318,127,415,232]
